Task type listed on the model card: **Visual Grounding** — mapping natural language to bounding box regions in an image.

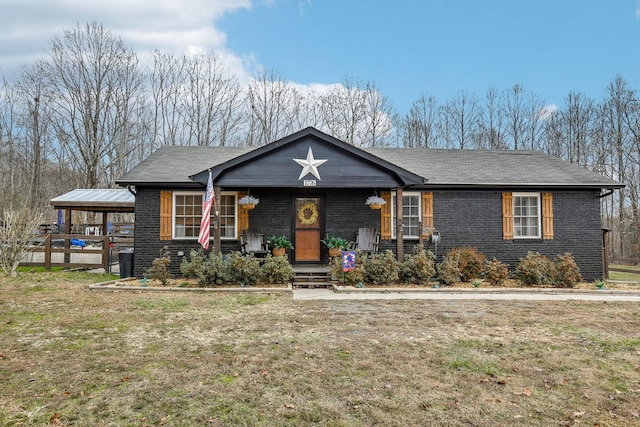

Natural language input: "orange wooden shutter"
[502,192,513,240]
[542,192,554,239]
[421,192,433,235]
[159,190,172,240]
[237,192,249,238]
[380,191,392,240]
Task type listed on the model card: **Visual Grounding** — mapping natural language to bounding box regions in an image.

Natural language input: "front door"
[293,197,322,262]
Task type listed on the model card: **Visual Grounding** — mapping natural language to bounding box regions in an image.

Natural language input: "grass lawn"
[1,271,639,426]
[609,264,640,282]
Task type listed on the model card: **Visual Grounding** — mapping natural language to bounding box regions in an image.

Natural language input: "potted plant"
[267,235,293,256]
[321,234,349,257]
[365,195,386,210]
[239,195,260,210]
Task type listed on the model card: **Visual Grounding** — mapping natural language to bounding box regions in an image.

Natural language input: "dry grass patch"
[1,275,639,426]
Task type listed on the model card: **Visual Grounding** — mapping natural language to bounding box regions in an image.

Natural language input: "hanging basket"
[365,195,386,210]
[239,195,259,210]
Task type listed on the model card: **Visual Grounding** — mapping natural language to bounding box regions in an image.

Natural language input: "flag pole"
[213,185,222,255]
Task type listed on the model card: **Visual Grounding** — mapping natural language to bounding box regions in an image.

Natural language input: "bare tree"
[150,50,187,147]
[320,77,368,146]
[440,90,480,149]
[477,87,507,149]
[181,53,244,146]
[14,62,56,210]
[0,77,21,212]
[601,75,638,258]
[246,69,299,146]
[0,204,45,277]
[502,84,528,150]
[44,22,144,188]
[401,94,440,148]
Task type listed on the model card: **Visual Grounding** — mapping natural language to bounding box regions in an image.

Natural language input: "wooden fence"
[21,234,110,271]
[609,258,640,276]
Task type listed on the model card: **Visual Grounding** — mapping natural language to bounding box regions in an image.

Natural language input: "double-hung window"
[173,192,237,240]
[391,192,421,239]
[513,192,541,238]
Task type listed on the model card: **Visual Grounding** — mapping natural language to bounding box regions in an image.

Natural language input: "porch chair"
[354,227,380,253]
[240,231,269,258]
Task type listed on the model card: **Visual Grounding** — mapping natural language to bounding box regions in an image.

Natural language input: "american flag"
[197,170,214,249]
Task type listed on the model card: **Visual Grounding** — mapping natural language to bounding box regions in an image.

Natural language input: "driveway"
[293,287,640,301]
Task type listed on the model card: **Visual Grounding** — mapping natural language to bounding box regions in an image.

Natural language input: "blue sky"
[1,0,639,114]
[219,0,640,112]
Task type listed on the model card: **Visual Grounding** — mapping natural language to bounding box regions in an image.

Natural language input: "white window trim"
[512,192,541,239]
[391,191,421,240]
[172,191,238,240]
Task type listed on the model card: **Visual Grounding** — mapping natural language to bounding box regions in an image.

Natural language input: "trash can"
[118,249,134,278]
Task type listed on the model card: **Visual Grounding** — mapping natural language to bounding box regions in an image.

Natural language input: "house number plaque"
[303,180,317,187]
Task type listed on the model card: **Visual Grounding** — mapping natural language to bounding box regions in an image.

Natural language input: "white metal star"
[293,147,327,180]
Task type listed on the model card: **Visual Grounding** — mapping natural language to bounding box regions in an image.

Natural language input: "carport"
[50,188,135,235]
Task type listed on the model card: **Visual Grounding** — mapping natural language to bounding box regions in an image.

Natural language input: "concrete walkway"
[293,287,640,301]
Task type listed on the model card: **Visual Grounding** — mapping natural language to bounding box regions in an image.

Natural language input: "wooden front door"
[293,197,322,262]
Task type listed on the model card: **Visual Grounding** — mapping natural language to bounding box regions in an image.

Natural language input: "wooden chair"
[354,228,380,253]
[240,231,269,258]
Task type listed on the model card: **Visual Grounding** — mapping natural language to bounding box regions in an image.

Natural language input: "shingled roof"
[116,129,622,190]
[364,148,622,189]
[116,146,253,187]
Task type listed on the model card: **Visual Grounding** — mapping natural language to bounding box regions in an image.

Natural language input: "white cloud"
[0,0,252,79]
[538,104,558,121]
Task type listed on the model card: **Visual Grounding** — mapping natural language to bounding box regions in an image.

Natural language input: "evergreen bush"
[398,244,435,285]
[260,254,294,284]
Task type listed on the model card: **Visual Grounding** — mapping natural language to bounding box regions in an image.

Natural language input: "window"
[513,192,540,238]
[173,192,237,240]
[391,192,421,239]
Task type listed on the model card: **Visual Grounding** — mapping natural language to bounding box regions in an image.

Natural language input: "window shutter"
[502,192,513,240]
[421,192,433,235]
[237,192,249,238]
[159,191,172,240]
[380,191,392,240]
[542,192,554,239]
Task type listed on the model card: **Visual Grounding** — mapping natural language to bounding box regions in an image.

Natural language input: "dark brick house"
[116,127,623,280]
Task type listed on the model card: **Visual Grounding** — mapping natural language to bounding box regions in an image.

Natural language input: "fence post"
[102,236,109,272]
[45,234,52,271]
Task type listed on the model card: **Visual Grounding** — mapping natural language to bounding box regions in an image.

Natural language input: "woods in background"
[0,23,637,260]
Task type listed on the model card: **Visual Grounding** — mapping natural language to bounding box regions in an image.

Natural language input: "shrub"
[482,258,509,286]
[398,244,435,285]
[437,255,461,285]
[330,251,366,286]
[260,254,294,284]
[552,253,582,288]
[180,249,205,279]
[196,252,232,287]
[514,252,554,286]
[227,251,261,286]
[145,246,172,285]
[364,250,399,285]
[446,247,486,282]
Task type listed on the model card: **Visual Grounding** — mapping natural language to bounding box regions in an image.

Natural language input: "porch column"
[64,209,72,264]
[396,187,403,261]
[213,186,222,255]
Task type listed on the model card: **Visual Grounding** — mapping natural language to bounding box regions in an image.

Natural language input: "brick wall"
[133,187,604,281]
